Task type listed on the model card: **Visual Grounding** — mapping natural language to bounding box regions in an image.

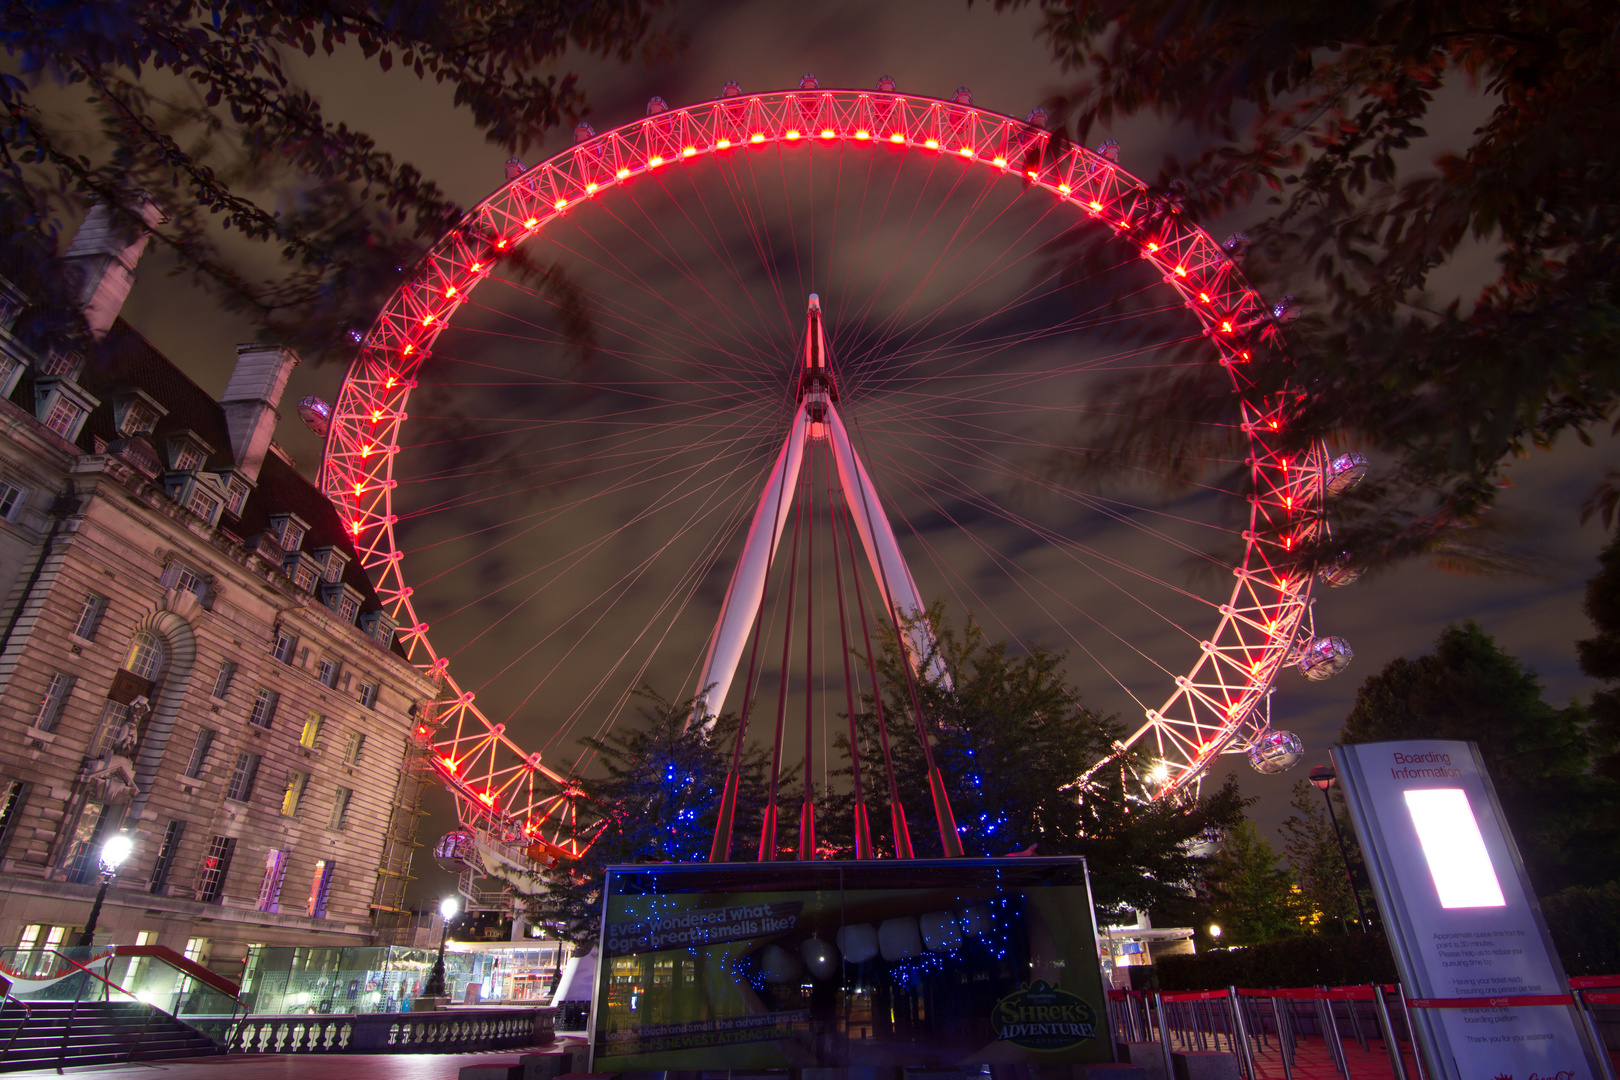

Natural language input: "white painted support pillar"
[691,400,812,727]
[824,402,948,686]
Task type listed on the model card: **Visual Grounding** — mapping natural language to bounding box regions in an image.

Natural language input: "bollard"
[1371,985,1408,1080]
[1272,995,1295,1079]
[1574,990,1619,1080]
[1227,987,1258,1080]
[1155,992,1176,1080]
[1396,984,1429,1080]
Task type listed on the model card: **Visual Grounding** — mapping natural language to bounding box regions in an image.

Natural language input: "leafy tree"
[1,0,670,359]
[526,689,771,950]
[1278,779,1369,935]
[1341,621,1620,893]
[997,0,1620,573]
[1203,819,1309,945]
[1577,534,1620,783]
[836,606,1249,917]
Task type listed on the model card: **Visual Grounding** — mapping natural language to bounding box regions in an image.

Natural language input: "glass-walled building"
[241,939,571,1014]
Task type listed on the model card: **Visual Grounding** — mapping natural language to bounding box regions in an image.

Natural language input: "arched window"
[125,631,167,681]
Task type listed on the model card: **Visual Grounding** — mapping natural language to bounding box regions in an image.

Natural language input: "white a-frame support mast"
[691,294,942,729]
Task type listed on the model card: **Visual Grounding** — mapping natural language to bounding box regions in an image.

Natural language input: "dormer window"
[359,609,398,648]
[113,391,166,438]
[34,377,98,442]
[184,484,220,523]
[283,551,322,593]
[166,431,214,474]
[269,513,309,553]
[312,546,351,584]
[222,474,251,516]
[318,581,364,625]
[39,348,82,379]
[0,354,22,399]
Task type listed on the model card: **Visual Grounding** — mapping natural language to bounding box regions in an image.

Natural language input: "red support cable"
[838,489,913,859]
[708,591,768,863]
[828,465,872,859]
[759,478,806,861]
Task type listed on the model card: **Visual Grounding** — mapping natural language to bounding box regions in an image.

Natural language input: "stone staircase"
[0,999,220,1072]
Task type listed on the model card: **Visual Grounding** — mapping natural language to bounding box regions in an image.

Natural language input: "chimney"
[61,194,166,340]
[222,343,299,482]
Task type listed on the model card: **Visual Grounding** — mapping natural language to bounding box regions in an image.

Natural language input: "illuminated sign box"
[590,857,1108,1071]
[1332,740,1605,1078]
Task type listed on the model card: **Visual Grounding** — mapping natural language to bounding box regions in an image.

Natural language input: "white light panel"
[1403,788,1506,909]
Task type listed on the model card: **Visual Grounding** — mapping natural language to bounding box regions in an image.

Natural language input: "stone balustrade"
[221,1006,554,1054]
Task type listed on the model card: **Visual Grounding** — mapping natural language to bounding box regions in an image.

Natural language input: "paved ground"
[7,1034,1614,1078]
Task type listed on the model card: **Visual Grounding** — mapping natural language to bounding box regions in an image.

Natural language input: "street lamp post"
[1309,765,1371,935]
[421,896,459,1000]
[76,832,133,947]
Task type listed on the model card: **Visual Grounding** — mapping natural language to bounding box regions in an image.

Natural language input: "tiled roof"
[55,320,399,649]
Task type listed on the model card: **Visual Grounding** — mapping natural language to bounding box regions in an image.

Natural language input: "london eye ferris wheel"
[315,77,1364,876]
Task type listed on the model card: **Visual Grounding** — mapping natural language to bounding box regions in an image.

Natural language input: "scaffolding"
[368,732,433,944]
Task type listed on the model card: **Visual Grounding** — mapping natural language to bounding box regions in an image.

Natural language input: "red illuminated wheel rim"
[320,88,1326,852]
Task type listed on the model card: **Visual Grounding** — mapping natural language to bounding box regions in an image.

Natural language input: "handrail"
[1,988,32,1060]
[110,945,242,999]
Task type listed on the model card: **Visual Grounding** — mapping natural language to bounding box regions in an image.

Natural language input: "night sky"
[110,0,1620,908]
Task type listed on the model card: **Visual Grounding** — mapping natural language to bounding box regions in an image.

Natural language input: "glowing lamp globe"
[100,833,134,871]
[1247,729,1306,774]
[440,896,460,920]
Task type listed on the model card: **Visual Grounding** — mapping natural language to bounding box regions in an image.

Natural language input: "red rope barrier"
[1406,994,1574,1009]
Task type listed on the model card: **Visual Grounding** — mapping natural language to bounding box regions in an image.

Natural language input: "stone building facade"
[0,203,439,982]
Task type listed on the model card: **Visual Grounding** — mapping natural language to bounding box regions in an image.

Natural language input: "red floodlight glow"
[958,147,973,157]
[648,155,664,166]
[496,239,508,249]
[820,129,835,139]
[750,133,765,143]
[924,138,939,149]
[1089,201,1102,210]
[785,130,801,140]
[524,217,538,229]
[1058,184,1071,195]
[890,133,904,143]
[682,146,697,157]
[1175,266,1187,277]
[993,157,1007,167]
[585,183,597,193]
[616,167,631,178]
[717,138,732,149]
[554,198,567,210]
[856,130,870,140]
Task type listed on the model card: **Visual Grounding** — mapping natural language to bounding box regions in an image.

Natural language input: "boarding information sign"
[1332,741,1603,1078]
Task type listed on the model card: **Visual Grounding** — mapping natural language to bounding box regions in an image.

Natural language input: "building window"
[148,819,184,893]
[279,771,308,817]
[124,631,167,681]
[306,859,335,919]
[172,443,204,472]
[226,751,260,801]
[184,486,219,521]
[210,662,237,699]
[298,711,323,749]
[90,700,131,757]
[336,592,361,624]
[72,593,107,639]
[0,482,25,522]
[249,688,279,729]
[32,672,73,732]
[196,837,235,905]
[292,563,317,592]
[256,849,288,913]
[60,802,109,884]
[0,780,31,856]
[120,402,158,437]
[358,682,378,709]
[317,657,340,688]
[159,561,205,598]
[343,732,366,767]
[222,478,249,517]
[271,628,298,664]
[183,936,211,963]
[329,787,352,831]
[43,396,85,438]
[183,728,215,778]
[40,348,80,377]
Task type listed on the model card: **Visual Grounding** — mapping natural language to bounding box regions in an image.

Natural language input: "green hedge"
[1156,933,1398,991]
[1541,882,1620,976]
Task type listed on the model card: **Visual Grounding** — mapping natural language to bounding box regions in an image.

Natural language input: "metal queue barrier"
[1105,978,1619,1080]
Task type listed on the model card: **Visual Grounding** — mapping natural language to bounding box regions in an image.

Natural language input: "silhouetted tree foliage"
[525,690,771,950]
[825,606,1249,916]
[998,0,1620,574]
[1578,533,1620,783]
[1,0,671,359]
[1340,621,1620,893]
